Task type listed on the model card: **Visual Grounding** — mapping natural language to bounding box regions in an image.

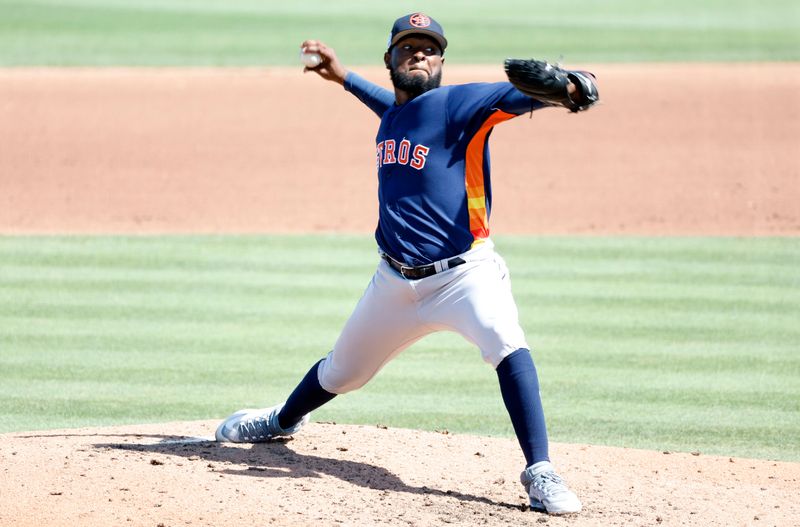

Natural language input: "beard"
[390,68,442,98]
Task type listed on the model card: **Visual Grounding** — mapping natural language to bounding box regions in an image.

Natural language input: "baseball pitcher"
[216,13,599,515]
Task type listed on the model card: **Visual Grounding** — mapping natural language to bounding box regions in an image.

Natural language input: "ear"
[384,51,391,70]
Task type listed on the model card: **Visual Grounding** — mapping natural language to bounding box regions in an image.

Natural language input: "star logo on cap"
[409,13,431,28]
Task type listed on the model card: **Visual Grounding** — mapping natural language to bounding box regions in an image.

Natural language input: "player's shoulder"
[442,81,516,101]
[445,81,514,94]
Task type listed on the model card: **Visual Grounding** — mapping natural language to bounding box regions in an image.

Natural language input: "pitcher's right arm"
[301,40,394,118]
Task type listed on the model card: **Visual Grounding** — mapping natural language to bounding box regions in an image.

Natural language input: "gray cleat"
[520,460,582,515]
[215,403,309,443]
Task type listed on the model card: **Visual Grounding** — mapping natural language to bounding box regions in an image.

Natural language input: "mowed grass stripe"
[0,233,374,268]
[3,259,796,286]
[3,298,797,346]
[2,267,794,315]
[3,233,795,266]
[6,312,795,348]
[1,235,799,461]
[1,0,797,64]
[0,268,368,296]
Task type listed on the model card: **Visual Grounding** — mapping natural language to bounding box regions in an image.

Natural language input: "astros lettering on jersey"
[345,74,544,267]
[376,139,430,170]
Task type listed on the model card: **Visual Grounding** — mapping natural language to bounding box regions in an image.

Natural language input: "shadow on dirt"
[93,433,525,512]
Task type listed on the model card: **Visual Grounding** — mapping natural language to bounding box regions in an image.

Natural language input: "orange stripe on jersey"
[465,109,516,241]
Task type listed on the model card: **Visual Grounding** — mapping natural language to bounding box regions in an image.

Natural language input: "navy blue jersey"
[345,72,545,266]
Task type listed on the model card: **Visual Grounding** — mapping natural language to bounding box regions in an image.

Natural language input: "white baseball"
[300,49,322,68]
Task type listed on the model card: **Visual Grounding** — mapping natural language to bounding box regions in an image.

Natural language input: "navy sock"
[496,348,550,466]
[278,359,337,429]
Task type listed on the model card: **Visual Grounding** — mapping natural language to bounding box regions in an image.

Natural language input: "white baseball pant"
[317,239,529,394]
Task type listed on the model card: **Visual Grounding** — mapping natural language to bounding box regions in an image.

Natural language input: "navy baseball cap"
[387,13,447,52]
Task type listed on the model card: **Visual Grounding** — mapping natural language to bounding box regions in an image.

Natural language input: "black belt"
[381,253,466,280]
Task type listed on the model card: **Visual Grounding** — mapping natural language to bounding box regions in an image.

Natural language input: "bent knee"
[483,343,529,369]
[317,355,374,394]
[318,375,370,395]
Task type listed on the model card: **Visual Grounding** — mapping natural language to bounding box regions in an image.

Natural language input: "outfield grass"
[1,0,798,65]
[1,235,798,461]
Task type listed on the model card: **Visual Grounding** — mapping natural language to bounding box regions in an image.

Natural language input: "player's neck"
[394,88,414,105]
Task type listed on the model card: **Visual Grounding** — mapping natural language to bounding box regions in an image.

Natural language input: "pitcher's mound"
[1,420,797,526]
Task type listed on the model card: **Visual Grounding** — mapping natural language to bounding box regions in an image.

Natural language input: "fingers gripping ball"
[300,48,322,68]
[504,58,598,112]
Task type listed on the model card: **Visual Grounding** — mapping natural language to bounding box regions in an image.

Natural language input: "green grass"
[1,0,798,65]
[1,235,799,462]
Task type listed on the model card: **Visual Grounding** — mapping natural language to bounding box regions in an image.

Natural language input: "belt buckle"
[399,264,416,279]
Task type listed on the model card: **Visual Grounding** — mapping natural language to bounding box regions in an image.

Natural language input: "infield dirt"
[1,64,798,234]
[0,65,798,526]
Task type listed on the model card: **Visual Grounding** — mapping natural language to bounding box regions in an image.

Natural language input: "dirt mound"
[1,420,797,526]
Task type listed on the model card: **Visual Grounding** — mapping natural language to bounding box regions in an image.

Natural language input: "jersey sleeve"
[446,82,547,127]
[343,71,395,118]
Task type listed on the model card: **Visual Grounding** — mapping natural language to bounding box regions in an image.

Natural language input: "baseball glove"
[504,58,598,112]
